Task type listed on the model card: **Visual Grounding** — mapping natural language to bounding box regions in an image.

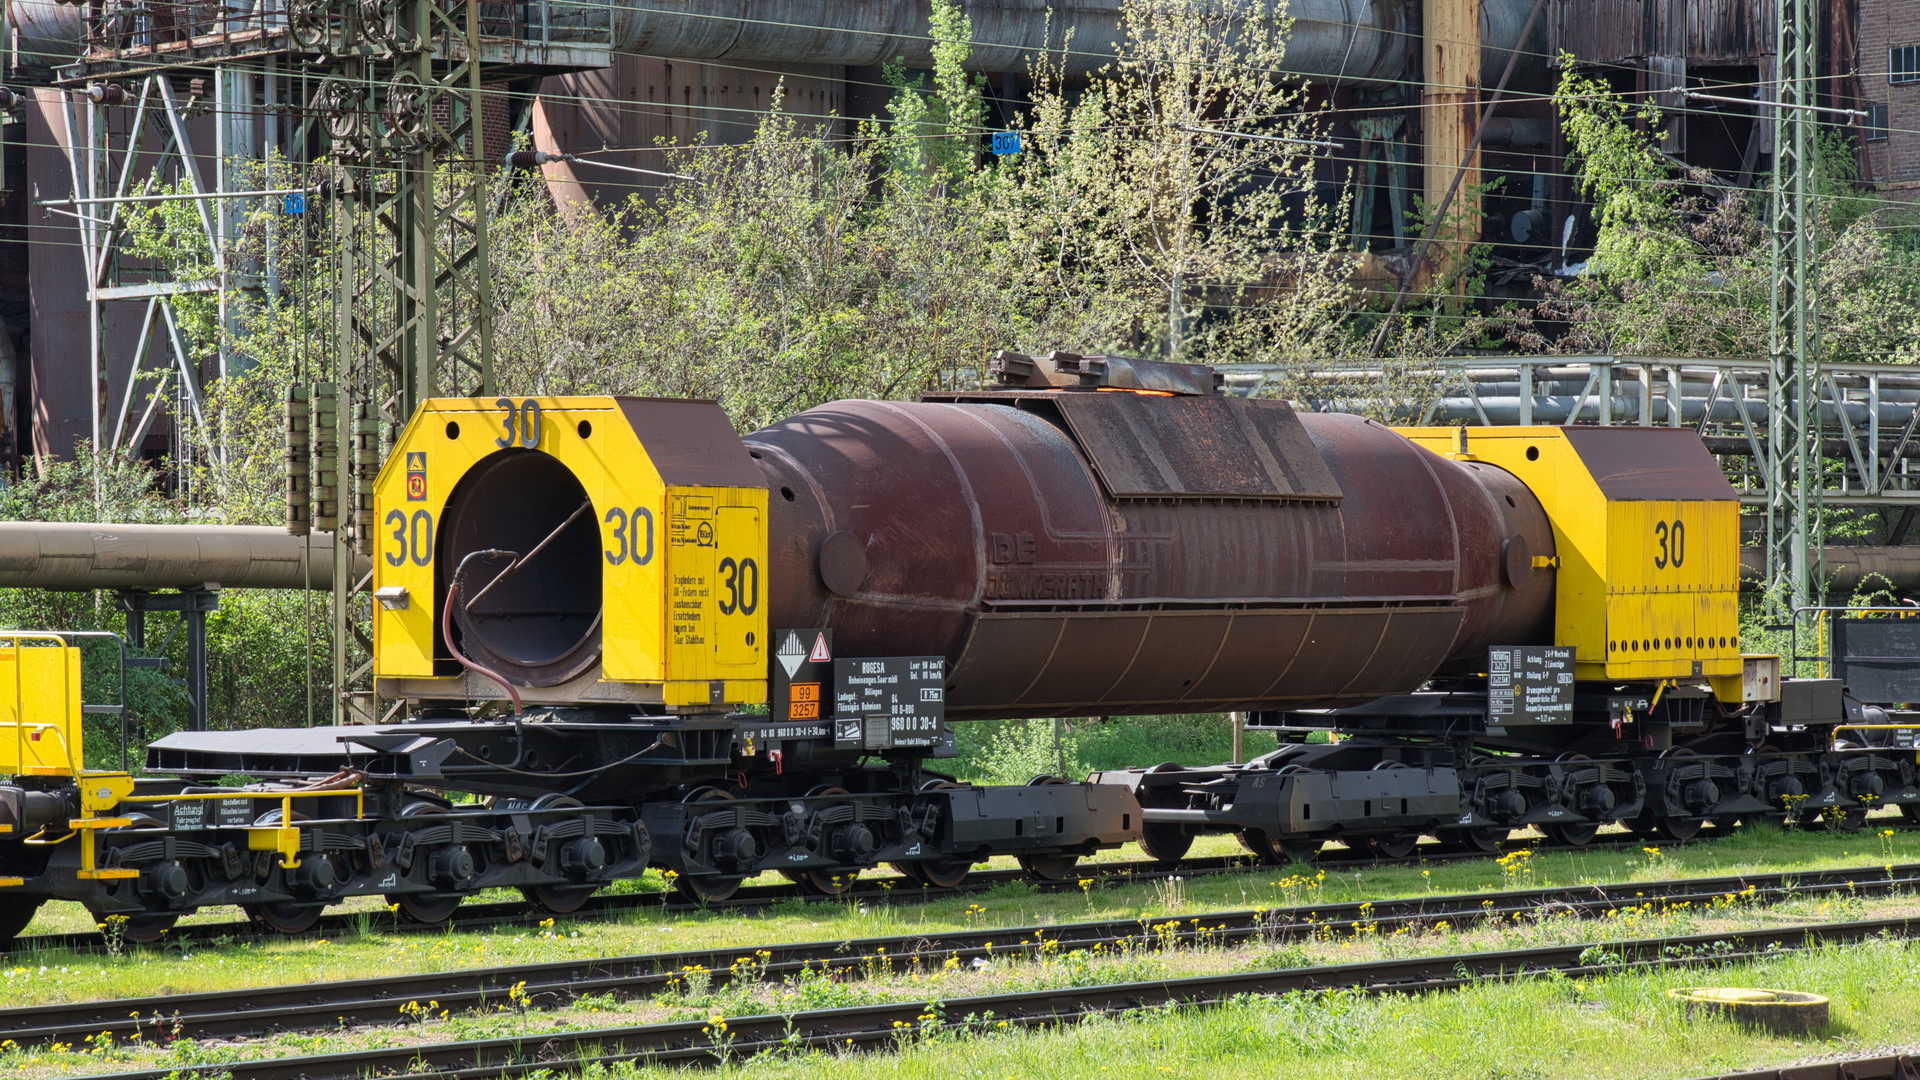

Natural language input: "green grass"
[569,937,1920,1080]
[946,715,1282,786]
[7,873,1920,1078]
[0,819,1916,1013]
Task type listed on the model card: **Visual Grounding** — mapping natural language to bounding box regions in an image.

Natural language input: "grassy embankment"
[5,835,1920,1078]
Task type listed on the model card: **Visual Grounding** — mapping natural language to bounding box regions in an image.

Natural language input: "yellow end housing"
[1398,426,1741,683]
[0,636,83,776]
[373,397,769,710]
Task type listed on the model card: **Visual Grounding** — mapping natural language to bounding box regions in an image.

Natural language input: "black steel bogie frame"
[646,767,1138,886]
[1120,677,1920,847]
[26,794,646,918]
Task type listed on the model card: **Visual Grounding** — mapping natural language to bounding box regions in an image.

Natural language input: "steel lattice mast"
[309,0,499,721]
[50,0,608,722]
[1766,0,1819,617]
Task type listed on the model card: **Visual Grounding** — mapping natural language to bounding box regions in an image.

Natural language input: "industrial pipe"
[3,0,84,80]
[1739,546,1920,596]
[20,0,1548,86]
[0,523,364,591]
[596,0,1547,83]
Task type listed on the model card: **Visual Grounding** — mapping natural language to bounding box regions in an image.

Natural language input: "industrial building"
[0,0,1900,472]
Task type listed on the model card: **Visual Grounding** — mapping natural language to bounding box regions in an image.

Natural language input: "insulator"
[312,382,340,534]
[352,403,379,558]
[503,149,562,168]
[86,82,126,106]
[285,384,311,537]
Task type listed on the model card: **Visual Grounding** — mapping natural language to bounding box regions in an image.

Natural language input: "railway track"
[1698,1054,1920,1080]
[14,861,1920,1051]
[4,828,1773,955]
[69,913,1920,1080]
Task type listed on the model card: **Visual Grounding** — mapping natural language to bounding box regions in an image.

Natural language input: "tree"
[1513,63,1920,367]
[1002,0,1353,363]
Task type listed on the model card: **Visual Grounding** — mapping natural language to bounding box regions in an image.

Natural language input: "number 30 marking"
[385,508,434,567]
[495,398,542,449]
[718,556,758,615]
[603,507,654,566]
[1653,520,1685,569]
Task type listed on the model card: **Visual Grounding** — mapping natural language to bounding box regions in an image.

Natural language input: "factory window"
[1893,45,1920,84]
[1867,103,1889,142]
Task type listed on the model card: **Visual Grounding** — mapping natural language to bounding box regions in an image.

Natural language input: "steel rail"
[1695,1053,1920,1080]
[70,915,1920,1080]
[15,862,1920,1050]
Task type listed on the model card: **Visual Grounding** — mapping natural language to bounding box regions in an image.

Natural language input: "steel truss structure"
[1224,355,1920,512]
[47,0,609,721]
[1769,0,1818,613]
[40,69,301,468]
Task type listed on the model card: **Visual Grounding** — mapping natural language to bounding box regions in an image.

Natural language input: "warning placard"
[771,628,831,724]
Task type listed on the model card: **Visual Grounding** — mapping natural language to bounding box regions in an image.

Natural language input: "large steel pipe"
[24,0,1545,84]
[0,523,362,591]
[4,0,85,79]
[1739,546,1920,596]
[748,397,1554,720]
[594,0,1545,84]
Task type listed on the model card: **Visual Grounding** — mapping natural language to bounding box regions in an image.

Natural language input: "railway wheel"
[389,891,463,925]
[889,781,973,887]
[0,896,41,944]
[118,913,180,944]
[1365,833,1420,860]
[794,868,860,896]
[1440,827,1506,854]
[1237,828,1320,864]
[899,859,973,888]
[1651,816,1704,842]
[1544,822,1600,847]
[242,901,325,935]
[1137,823,1194,865]
[676,787,749,903]
[674,871,745,903]
[522,884,598,915]
[1016,853,1081,882]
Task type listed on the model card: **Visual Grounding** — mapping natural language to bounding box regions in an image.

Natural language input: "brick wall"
[1861,0,1920,189]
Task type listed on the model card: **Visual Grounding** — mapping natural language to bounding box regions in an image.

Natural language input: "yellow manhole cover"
[1668,988,1830,1034]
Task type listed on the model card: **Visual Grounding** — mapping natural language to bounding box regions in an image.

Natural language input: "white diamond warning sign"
[809,633,831,663]
[776,630,806,678]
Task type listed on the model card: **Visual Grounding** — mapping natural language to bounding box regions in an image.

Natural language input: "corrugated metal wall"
[1551,0,1772,62]
[532,57,846,212]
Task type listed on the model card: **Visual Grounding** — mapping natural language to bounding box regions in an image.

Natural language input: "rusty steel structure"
[749,393,1554,719]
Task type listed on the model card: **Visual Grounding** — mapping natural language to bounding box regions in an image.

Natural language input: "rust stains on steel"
[1551,0,1774,65]
[747,392,1554,721]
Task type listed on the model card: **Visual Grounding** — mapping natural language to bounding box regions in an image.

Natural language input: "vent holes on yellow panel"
[446,421,460,439]
[1525,446,1540,461]
[577,420,592,439]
